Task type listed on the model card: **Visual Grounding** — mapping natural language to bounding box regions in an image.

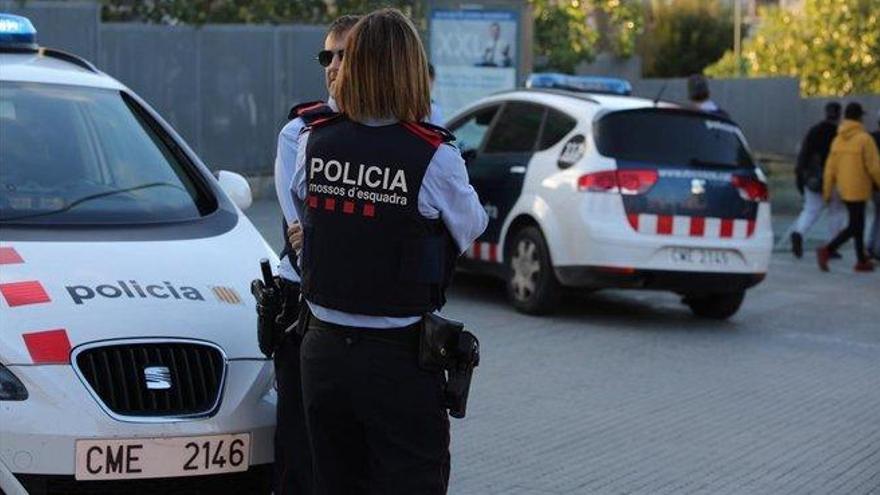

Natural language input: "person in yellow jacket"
[818,102,880,272]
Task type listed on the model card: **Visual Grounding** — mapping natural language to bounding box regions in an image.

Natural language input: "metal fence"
[3,1,879,174]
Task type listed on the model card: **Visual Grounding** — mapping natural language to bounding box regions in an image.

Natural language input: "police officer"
[271,14,360,495]
[289,9,488,494]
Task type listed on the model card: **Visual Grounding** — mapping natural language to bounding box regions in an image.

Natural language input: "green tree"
[100,0,417,25]
[641,0,734,78]
[531,0,644,73]
[532,0,599,72]
[706,0,880,96]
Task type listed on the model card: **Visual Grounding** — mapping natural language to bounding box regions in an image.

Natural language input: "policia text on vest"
[309,157,411,206]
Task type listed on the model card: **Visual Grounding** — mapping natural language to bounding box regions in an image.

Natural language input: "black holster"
[419,313,480,419]
[251,260,301,358]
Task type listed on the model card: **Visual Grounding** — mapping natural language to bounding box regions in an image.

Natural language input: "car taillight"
[578,169,658,195]
[732,175,769,202]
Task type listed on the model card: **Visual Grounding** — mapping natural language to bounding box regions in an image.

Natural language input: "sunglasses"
[316,49,344,67]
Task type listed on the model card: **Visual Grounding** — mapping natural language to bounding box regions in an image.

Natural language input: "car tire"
[684,291,745,320]
[506,226,560,315]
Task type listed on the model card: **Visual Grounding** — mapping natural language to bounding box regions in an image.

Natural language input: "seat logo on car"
[144,366,172,390]
[691,179,707,195]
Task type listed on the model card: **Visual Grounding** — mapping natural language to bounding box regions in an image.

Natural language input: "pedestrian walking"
[817,102,880,272]
[790,102,847,258]
[270,14,360,495]
[290,9,488,494]
[868,108,880,260]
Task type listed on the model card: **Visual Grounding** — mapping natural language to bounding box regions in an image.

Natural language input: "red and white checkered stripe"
[0,245,73,363]
[465,242,500,263]
[627,214,756,239]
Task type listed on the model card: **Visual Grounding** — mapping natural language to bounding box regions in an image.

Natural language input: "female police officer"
[289,8,487,494]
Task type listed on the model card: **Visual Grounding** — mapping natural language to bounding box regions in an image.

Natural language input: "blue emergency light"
[526,73,632,96]
[0,13,37,50]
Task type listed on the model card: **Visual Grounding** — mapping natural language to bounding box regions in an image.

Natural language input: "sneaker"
[854,260,875,272]
[816,247,831,272]
[790,232,803,258]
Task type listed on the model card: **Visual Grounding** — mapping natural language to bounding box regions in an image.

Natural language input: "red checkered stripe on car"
[626,214,756,239]
[0,245,73,364]
[464,242,501,263]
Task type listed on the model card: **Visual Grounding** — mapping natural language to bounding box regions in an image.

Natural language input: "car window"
[539,109,577,150]
[0,82,215,225]
[449,105,500,154]
[484,102,546,154]
[594,109,754,168]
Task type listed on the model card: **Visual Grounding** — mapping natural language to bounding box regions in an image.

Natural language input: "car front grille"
[74,341,225,419]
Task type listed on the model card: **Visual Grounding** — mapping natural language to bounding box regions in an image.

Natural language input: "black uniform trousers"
[300,316,450,495]
[273,330,314,494]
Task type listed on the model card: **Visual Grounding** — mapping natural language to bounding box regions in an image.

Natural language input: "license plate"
[670,247,731,267]
[75,433,250,481]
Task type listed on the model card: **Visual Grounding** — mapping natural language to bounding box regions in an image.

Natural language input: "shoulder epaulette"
[288,100,332,121]
[402,121,455,148]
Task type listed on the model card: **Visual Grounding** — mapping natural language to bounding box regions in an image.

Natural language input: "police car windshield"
[594,109,754,169]
[0,82,215,225]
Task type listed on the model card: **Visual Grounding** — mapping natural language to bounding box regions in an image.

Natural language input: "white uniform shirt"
[291,117,488,328]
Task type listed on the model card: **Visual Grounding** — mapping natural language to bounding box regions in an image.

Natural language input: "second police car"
[449,73,773,319]
[0,15,277,494]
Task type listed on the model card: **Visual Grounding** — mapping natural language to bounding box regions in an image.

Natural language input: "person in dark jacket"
[789,102,845,258]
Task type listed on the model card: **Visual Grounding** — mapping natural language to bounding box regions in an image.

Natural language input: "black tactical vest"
[279,101,336,267]
[300,115,453,316]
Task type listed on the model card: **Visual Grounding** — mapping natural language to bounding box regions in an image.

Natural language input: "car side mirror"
[217,170,252,211]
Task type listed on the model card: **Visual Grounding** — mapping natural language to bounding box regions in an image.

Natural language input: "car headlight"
[0,363,28,401]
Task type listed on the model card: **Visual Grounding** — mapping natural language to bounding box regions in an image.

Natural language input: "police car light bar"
[0,13,37,50]
[526,73,632,96]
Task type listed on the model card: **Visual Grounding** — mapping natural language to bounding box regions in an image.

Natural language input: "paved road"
[246,199,880,495]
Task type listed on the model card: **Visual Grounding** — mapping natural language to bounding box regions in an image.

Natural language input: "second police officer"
[289,9,488,494]
[271,14,360,495]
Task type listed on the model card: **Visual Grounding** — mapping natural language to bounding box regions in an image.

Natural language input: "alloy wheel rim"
[511,238,541,301]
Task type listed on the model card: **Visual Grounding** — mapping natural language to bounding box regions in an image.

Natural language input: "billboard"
[430,9,519,120]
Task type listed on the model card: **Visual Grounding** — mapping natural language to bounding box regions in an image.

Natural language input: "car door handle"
[509,166,526,174]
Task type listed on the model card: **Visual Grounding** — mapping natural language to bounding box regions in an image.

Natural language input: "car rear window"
[0,82,215,225]
[593,109,754,168]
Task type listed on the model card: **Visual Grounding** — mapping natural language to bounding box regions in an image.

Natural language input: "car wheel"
[506,226,560,314]
[683,291,745,319]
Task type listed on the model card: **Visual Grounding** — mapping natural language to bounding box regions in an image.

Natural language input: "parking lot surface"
[247,199,880,495]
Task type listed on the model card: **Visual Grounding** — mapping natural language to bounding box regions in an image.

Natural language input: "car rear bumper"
[555,266,766,293]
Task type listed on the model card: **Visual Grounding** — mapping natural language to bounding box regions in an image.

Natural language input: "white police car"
[449,73,772,318]
[0,15,276,494]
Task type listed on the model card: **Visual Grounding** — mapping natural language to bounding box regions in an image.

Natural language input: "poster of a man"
[479,22,512,67]
[430,9,519,116]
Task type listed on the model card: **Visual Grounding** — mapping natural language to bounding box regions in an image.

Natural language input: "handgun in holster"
[419,313,480,419]
[250,259,301,358]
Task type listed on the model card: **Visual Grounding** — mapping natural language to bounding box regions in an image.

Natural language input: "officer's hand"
[287,221,304,252]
